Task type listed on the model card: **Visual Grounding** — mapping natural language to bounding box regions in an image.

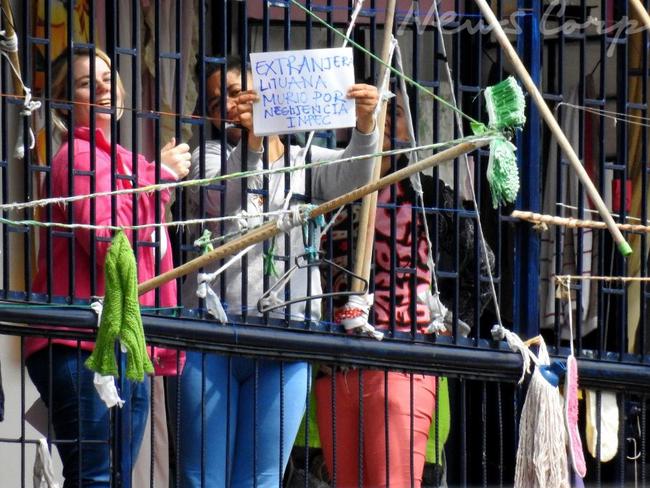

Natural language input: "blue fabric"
[27,346,149,488]
[178,352,310,488]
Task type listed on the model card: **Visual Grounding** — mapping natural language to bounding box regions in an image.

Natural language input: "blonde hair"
[51,47,126,133]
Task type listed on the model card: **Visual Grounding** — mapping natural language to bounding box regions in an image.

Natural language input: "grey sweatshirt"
[185,128,378,322]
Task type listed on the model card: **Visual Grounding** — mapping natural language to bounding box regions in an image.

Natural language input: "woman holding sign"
[179,55,378,488]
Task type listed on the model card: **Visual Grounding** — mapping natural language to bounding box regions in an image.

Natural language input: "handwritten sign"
[250,47,356,135]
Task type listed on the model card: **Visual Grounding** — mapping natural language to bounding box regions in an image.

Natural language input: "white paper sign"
[250,47,356,135]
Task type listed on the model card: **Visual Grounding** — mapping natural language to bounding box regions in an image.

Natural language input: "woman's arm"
[310,83,379,201]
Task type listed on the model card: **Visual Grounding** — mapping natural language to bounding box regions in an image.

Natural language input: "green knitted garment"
[85,231,154,381]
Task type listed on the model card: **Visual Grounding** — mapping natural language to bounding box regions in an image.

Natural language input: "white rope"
[0,209,290,233]
[282,0,365,221]
[375,37,397,121]
[556,202,643,223]
[276,206,307,233]
[196,275,228,322]
[198,244,255,284]
[335,31,395,342]
[342,0,364,47]
[0,30,40,159]
[392,39,442,298]
[0,30,17,52]
[0,139,474,213]
[195,244,256,322]
[490,324,532,384]
[432,0,504,329]
[418,290,448,334]
[234,210,251,233]
[557,101,650,129]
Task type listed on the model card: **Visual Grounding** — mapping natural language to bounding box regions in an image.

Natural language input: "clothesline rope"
[1,3,511,334]
[0,210,288,233]
[287,0,483,128]
[556,203,643,224]
[0,90,228,125]
[557,102,650,129]
[1,135,495,213]
[0,201,487,243]
[430,0,505,330]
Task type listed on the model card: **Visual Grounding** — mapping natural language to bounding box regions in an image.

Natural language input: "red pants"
[315,370,436,488]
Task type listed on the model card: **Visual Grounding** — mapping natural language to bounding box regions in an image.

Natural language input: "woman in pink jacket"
[25,47,190,487]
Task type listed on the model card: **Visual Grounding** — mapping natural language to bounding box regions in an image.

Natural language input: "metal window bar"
[2,0,650,486]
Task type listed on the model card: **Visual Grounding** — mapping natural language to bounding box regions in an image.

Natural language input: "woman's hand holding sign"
[234,82,378,146]
[235,89,264,152]
[347,83,379,134]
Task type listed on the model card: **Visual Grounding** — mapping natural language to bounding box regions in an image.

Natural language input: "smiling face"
[72,55,123,136]
[207,67,252,146]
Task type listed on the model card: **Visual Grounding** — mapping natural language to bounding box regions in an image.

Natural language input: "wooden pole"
[474,0,632,256]
[138,139,489,295]
[1,0,25,94]
[511,210,650,234]
[351,0,397,291]
[630,0,650,31]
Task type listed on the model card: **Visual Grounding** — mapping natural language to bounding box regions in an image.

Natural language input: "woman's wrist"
[356,117,376,135]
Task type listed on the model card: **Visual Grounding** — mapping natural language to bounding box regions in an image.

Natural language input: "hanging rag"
[585,389,619,462]
[514,338,569,488]
[33,438,61,488]
[85,231,154,381]
[196,273,228,323]
[88,301,125,408]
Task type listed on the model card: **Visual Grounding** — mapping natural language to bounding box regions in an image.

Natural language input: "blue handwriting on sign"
[254,54,352,77]
[257,52,353,130]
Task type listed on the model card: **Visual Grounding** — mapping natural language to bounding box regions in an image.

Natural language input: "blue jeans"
[178,352,310,487]
[27,346,150,488]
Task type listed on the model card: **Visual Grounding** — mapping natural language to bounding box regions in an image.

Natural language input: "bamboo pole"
[1,0,24,93]
[511,210,650,234]
[630,0,650,31]
[474,0,632,256]
[2,0,27,294]
[138,139,489,295]
[351,0,397,292]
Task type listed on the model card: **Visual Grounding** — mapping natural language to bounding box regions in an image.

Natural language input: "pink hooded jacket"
[26,127,183,375]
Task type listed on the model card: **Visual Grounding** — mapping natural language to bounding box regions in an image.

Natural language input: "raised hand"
[161,137,191,179]
[347,83,379,134]
[235,90,263,151]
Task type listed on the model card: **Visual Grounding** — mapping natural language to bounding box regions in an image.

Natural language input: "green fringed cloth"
[85,231,154,381]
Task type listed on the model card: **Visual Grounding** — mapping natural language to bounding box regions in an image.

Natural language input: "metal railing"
[0,0,649,486]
